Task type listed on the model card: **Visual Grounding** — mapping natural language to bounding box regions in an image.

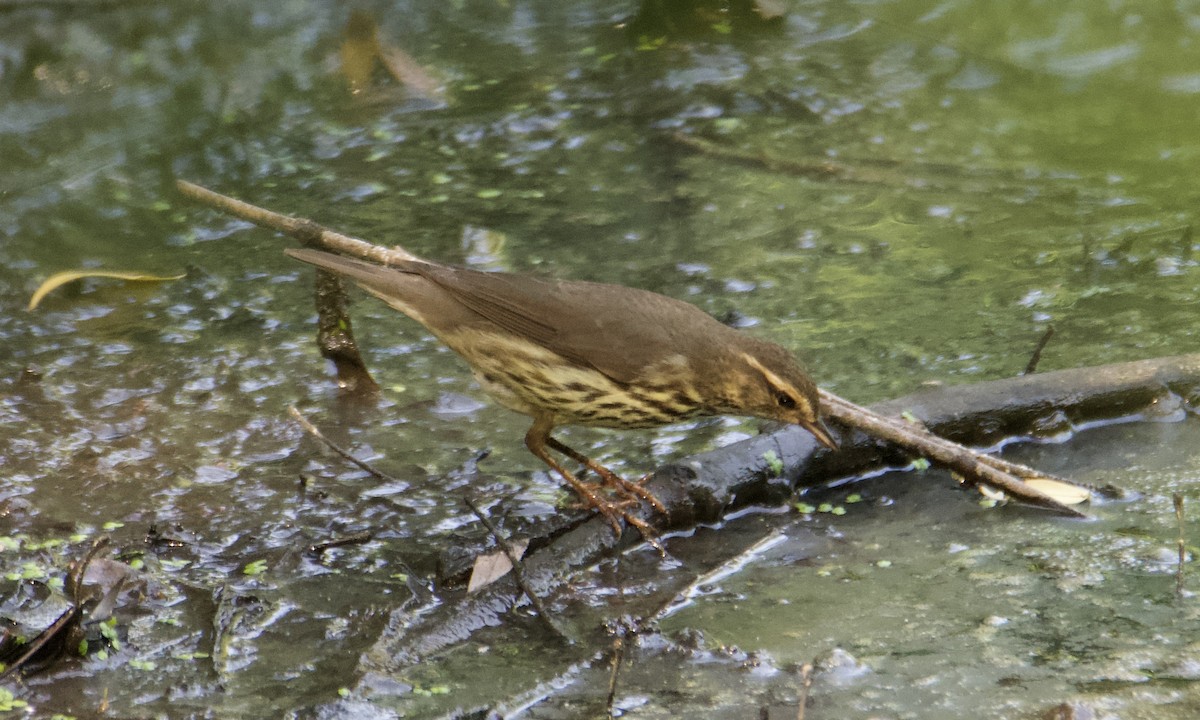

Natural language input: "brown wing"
[413,262,731,384]
[286,248,736,384]
[413,264,562,348]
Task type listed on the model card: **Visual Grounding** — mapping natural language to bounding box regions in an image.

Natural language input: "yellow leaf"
[977,478,1091,506]
[1024,478,1091,505]
[28,270,186,310]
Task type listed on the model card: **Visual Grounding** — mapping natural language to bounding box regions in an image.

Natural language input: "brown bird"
[286,247,836,540]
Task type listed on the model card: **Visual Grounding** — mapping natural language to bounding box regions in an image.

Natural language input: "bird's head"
[723,339,838,450]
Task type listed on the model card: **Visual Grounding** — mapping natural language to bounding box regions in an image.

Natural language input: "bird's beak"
[803,418,839,451]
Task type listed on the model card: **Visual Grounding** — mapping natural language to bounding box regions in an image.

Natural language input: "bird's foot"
[565,479,665,554]
[583,465,668,515]
[610,473,668,515]
[536,436,668,552]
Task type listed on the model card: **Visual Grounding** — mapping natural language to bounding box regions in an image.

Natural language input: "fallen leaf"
[466,539,529,594]
[977,478,1091,505]
[28,270,186,310]
[1024,478,1091,505]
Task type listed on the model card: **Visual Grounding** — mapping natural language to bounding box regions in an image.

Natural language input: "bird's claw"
[569,480,666,554]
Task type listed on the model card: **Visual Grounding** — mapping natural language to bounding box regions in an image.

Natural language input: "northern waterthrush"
[287,247,836,539]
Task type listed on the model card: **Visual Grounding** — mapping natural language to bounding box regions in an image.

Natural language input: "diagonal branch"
[820,389,1086,517]
[175,179,420,265]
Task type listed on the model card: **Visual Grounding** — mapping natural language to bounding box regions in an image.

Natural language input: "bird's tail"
[284,248,424,291]
[284,248,429,310]
[285,248,422,279]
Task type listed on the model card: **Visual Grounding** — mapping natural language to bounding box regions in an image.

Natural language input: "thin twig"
[1175,493,1187,598]
[1023,325,1056,375]
[66,535,110,600]
[0,604,81,681]
[796,662,813,720]
[670,131,1020,190]
[175,179,421,264]
[672,132,862,182]
[605,636,626,718]
[288,405,405,484]
[819,390,1087,518]
[307,531,374,556]
[463,496,572,644]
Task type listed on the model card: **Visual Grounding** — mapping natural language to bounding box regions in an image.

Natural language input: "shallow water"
[2,1,1199,717]
[660,418,1200,719]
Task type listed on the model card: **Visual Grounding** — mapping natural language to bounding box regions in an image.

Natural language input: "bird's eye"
[775,392,796,408]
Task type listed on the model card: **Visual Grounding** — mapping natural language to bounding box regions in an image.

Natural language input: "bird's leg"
[525,419,663,550]
[544,437,668,514]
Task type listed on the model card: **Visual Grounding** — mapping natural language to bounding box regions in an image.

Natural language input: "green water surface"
[2,1,1199,717]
